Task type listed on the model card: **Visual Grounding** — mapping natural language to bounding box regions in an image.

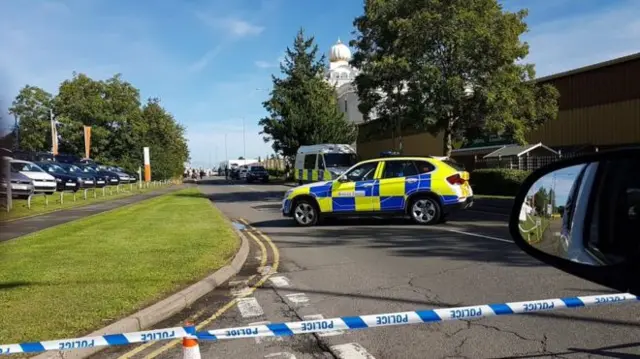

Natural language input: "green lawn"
[0,188,239,344]
[0,183,170,222]
[519,215,550,243]
[474,194,515,200]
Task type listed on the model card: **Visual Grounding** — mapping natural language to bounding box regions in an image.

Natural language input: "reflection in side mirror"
[512,154,640,268]
[337,176,349,183]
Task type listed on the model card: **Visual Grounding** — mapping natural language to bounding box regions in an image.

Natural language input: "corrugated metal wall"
[357,132,444,159]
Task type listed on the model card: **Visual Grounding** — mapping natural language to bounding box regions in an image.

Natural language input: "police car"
[282,155,473,226]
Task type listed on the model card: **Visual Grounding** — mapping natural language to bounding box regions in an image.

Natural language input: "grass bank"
[0,188,238,344]
[0,183,171,222]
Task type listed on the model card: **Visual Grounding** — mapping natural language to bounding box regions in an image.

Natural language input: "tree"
[350,0,559,156]
[259,29,357,163]
[9,86,54,152]
[238,156,245,160]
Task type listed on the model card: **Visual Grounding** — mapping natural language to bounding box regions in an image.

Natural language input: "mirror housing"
[337,176,349,183]
[509,147,640,295]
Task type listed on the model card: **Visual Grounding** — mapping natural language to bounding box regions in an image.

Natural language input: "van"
[294,144,358,185]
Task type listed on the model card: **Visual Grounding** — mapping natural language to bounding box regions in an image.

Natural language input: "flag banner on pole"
[84,126,92,159]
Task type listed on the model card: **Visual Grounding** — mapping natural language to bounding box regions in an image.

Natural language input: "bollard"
[27,194,32,209]
[109,187,113,195]
[93,188,97,198]
[116,185,120,194]
[73,191,77,202]
[83,189,88,200]
[102,187,106,197]
[60,191,64,205]
[130,183,133,192]
[44,193,49,207]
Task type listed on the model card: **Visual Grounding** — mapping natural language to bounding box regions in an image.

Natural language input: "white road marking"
[303,314,344,337]
[331,343,376,359]
[434,227,513,243]
[249,321,283,344]
[269,276,291,287]
[237,297,264,318]
[258,265,273,275]
[285,293,310,306]
[264,353,296,358]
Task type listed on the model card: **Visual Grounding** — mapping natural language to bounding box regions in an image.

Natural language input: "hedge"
[470,168,531,196]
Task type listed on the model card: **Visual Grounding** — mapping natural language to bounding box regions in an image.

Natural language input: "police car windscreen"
[324,153,357,167]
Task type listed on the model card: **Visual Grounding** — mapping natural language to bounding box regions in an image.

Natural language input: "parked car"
[81,164,120,186]
[36,162,81,192]
[246,165,269,183]
[64,164,107,188]
[1,171,35,199]
[99,165,134,184]
[12,150,55,162]
[112,166,139,182]
[238,166,249,180]
[10,160,57,195]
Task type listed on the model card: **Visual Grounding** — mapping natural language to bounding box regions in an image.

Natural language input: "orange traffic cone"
[182,322,201,359]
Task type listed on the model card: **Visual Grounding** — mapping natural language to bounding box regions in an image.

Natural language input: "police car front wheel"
[293,200,318,226]
[409,197,441,225]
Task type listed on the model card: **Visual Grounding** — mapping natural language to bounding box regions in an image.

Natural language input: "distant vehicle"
[294,144,358,185]
[112,166,139,182]
[36,162,82,192]
[10,160,57,195]
[65,164,107,188]
[238,166,249,180]
[0,171,35,199]
[283,155,473,226]
[103,166,134,184]
[246,165,269,183]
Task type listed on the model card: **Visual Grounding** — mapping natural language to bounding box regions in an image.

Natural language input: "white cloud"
[254,60,276,69]
[196,13,264,38]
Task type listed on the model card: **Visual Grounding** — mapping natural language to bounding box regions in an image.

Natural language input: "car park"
[246,165,269,183]
[282,155,474,226]
[36,162,81,192]
[1,171,35,199]
[98,165,134,184]
[83,164,120,185]
[10,160,57,195]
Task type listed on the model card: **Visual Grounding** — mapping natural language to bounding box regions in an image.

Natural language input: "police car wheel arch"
[408,194,442,225]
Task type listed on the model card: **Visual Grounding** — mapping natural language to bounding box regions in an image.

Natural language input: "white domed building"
[324,39,365,125]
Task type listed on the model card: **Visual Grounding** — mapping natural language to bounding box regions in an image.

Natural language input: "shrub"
[470,168,531,196]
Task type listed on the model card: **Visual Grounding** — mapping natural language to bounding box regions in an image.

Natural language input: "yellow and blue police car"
[282,155,474,226]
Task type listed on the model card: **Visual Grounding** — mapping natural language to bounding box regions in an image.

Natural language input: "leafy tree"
[259,29,357,163]
[533,187,549,215]
[350,0,560,156]
[9,86,54,152]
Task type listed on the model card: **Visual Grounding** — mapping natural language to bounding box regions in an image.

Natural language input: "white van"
[294,144,358,185]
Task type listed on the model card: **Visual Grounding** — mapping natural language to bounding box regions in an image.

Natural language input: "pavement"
[92,177,640,359]
[0,185,185,242]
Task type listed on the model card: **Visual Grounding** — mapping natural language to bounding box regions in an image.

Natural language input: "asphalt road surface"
[98,178,640,359]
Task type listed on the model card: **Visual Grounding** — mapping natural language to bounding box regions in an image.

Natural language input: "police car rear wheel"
[293,200,318,226]
[410,197,441,225]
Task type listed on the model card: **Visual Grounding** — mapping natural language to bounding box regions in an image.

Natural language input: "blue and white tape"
[0,326,195,355]
[196,292,639,340]
[1,293,637,355]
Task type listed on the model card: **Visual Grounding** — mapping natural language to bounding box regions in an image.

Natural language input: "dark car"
[80,164,120,186]
[113,166,139,183]
[36,162,81,192]
[246,165,269,183]
[68,164,109,188]
[12,150,55,162]
[55,153,81,164]
[1,171,35,199]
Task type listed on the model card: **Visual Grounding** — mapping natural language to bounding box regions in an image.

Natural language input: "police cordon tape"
[1,293,638,355]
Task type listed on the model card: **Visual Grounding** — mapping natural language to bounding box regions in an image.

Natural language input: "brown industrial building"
[356,52,640,162]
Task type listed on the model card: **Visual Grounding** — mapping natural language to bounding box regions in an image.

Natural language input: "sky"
[1,0,639,168]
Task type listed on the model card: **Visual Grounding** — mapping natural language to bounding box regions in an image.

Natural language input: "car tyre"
[292,198,319,227]
[408,195,441,225]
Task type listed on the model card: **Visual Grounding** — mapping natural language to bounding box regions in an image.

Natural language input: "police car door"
[331,161,380,213]
[377,160,421,211]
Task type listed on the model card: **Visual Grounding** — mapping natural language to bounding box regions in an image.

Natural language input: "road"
[97,178,640,359]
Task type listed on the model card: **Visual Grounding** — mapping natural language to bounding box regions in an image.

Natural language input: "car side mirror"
[509,147,640,295]
[337,176,349,183]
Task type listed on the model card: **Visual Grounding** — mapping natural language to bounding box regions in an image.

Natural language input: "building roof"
[536,52,640,83]
[483,143,558,158]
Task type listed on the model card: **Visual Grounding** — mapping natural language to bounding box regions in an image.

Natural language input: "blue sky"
[1,0,639,168]
[528,164,586,205]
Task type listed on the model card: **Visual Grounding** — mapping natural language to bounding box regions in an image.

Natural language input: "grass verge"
[474,194,515,200]
[0,184,170,222]
[519,215,551,243]
[0,188,238,344]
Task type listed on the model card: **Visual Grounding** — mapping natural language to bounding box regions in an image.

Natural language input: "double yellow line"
[117,219,279,359]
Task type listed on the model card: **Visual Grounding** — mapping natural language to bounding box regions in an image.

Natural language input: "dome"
[329,38,351,62]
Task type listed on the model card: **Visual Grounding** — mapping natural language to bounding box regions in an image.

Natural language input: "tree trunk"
[443,119,453,157]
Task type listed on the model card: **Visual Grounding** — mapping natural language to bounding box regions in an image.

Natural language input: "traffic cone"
[182,322,201,359]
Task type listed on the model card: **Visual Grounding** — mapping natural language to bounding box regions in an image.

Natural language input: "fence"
[465,151,591,172]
